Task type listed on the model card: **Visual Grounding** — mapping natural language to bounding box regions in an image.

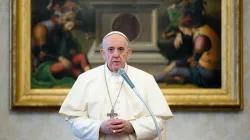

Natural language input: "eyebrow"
[107,46,125,48]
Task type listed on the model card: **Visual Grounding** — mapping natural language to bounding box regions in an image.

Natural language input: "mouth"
[112,61,121,64]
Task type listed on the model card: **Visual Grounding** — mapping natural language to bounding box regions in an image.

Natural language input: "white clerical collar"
[105,63,128,78]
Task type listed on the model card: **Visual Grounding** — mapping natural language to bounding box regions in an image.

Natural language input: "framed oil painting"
[10,0,243,110]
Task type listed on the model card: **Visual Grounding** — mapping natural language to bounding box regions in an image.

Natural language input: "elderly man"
[59,31,173,140]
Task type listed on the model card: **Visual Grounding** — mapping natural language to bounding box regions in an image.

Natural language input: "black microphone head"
[118,68,125,75]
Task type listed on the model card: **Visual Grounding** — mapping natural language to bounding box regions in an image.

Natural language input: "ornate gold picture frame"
[10,0,243,110]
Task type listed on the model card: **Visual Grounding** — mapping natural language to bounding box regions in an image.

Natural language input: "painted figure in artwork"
[31,0,91,88]
[157,0,207,67]
[155,17,221,88]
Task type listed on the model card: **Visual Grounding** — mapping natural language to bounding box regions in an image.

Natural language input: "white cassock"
[59,63,173,140]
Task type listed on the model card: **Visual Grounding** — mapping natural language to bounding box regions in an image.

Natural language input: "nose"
[113,49,120,57]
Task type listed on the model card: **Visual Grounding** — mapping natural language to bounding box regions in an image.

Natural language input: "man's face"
[100,34,131,72]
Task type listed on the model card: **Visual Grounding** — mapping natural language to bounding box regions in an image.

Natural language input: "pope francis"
[59,31,173,140]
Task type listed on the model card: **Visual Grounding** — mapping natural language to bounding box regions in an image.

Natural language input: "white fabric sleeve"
[130,117,164,140]
[65,117,102,140]
[129,74,172,140]
[59,73,103,140]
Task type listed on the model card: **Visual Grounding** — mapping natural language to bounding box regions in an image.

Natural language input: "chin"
[112,67,119,71]
[112,66,121,71]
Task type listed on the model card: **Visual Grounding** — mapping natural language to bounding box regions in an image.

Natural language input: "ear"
[127,48,132,59]
[100,48,105,60]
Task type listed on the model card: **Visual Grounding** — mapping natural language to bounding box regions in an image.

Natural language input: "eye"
[118,47,125,53]
[107,48,114,53]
